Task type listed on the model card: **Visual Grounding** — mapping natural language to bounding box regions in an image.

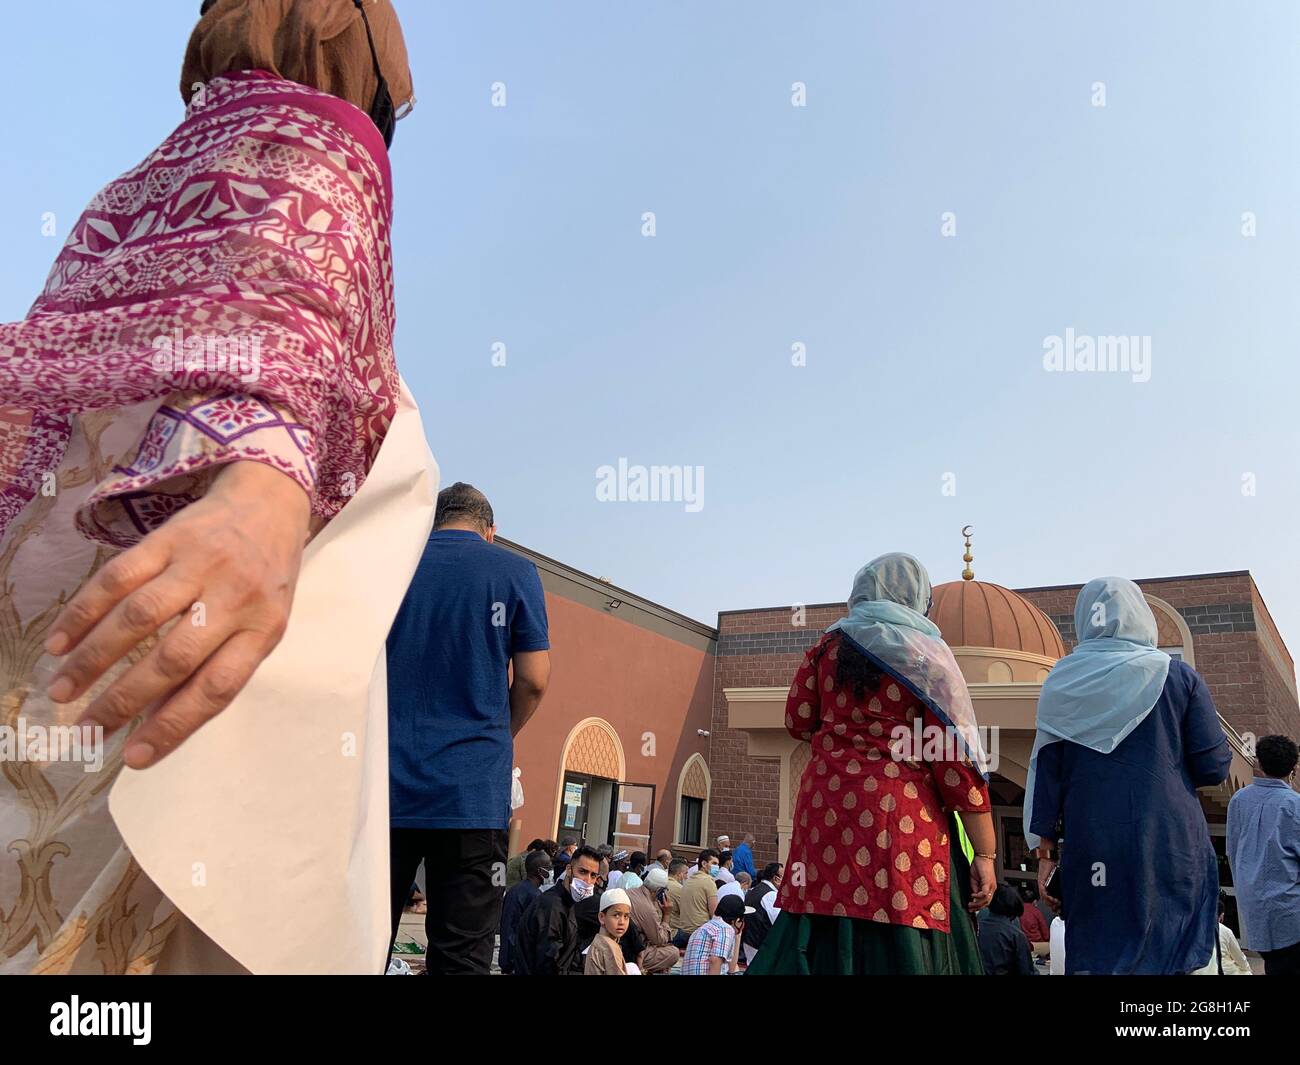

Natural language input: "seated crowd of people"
[493,832,783,975]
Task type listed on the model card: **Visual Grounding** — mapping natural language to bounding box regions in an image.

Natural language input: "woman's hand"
[1037,857,1060,912]
[45,459,311,769]
[968,855,996,912]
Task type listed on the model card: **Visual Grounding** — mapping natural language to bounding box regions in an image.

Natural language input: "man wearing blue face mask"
[514,846,602,975]
[677,849,721,947]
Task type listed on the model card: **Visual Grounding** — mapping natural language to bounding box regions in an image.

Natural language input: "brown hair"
[181,0,413,116]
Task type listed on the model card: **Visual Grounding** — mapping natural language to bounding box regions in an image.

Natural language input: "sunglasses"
[199,0,413,150]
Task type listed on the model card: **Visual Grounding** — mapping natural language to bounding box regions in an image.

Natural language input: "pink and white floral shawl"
[0,68,397,545]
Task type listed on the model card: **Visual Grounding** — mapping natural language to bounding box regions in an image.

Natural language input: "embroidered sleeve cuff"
[77,393,316,548]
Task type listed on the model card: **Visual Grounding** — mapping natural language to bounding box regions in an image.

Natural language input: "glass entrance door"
[558,776,656,852]
[612,781,656,856]
[558,772,591,841]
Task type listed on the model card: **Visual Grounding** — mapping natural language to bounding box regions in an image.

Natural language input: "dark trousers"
[387,827,507,975]
[1260,938,1300,976]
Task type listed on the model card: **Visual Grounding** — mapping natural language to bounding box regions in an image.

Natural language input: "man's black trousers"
[387,827,508,975]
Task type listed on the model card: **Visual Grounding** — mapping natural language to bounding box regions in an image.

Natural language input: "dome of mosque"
[930,579,1066,660]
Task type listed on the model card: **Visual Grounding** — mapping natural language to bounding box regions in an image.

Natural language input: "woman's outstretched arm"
[48,458,310,769]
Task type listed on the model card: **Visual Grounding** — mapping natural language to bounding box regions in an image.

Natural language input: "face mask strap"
[353,0,396,148]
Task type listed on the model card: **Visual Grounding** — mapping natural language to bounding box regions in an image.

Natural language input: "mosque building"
[501,531,1295,922]
[711,532,1281,918]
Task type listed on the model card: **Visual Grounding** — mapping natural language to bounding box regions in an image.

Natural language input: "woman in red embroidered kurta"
[778,630,989,931]
[748,553,996,976]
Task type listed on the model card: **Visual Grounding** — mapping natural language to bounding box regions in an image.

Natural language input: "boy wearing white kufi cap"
[584,888,632,975]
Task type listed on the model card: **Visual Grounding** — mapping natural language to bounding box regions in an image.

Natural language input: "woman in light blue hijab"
[1026,577,1231,974]
[1025,577,1172,850]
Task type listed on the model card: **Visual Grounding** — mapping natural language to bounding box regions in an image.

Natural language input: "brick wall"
[708,605,843,868]
[1251,581,1297,677]
[1250,579,1300,744]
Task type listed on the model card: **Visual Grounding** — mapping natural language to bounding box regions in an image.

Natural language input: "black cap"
[715,896,755,923]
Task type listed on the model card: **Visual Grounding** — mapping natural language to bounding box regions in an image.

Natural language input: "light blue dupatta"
[827,553,988,777]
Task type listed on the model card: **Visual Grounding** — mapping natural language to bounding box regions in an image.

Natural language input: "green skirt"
[747,816,985,976]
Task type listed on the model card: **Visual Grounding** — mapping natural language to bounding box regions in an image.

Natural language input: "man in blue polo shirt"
[385,482,551,974]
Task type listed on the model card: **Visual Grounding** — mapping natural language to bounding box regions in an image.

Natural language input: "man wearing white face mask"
[514,846,602,975]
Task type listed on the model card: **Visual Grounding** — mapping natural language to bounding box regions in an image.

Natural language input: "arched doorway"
[553,719,656,853]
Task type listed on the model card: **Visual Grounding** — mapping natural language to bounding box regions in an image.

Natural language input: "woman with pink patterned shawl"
[0,1,430,973]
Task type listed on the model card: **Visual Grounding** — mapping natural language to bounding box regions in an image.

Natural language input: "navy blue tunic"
[1030,659,1231,974]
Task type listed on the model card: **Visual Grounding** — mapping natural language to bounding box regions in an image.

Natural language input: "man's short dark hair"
[989,884,1024,919]
[669,858,690,875]
[569,845,602,872]
[696,849,717,867]
[524,850,552,879]
[433,482,494,531]
[718,850,733,866]
[760,862,783,883]
[560,837,577,849]
[629,851,647,871]
[541,839,559,858]
[1256,734,1299,778]
[526,838,545,852]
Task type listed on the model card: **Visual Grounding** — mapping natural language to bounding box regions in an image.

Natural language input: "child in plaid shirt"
[682,895,751,974]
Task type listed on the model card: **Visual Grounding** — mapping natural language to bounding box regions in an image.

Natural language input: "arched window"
[674,754,711,849]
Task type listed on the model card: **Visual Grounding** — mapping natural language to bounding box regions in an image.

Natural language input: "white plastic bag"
[511,766,525,811]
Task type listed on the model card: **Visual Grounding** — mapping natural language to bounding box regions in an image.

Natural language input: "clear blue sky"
[2,2,1297,655]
